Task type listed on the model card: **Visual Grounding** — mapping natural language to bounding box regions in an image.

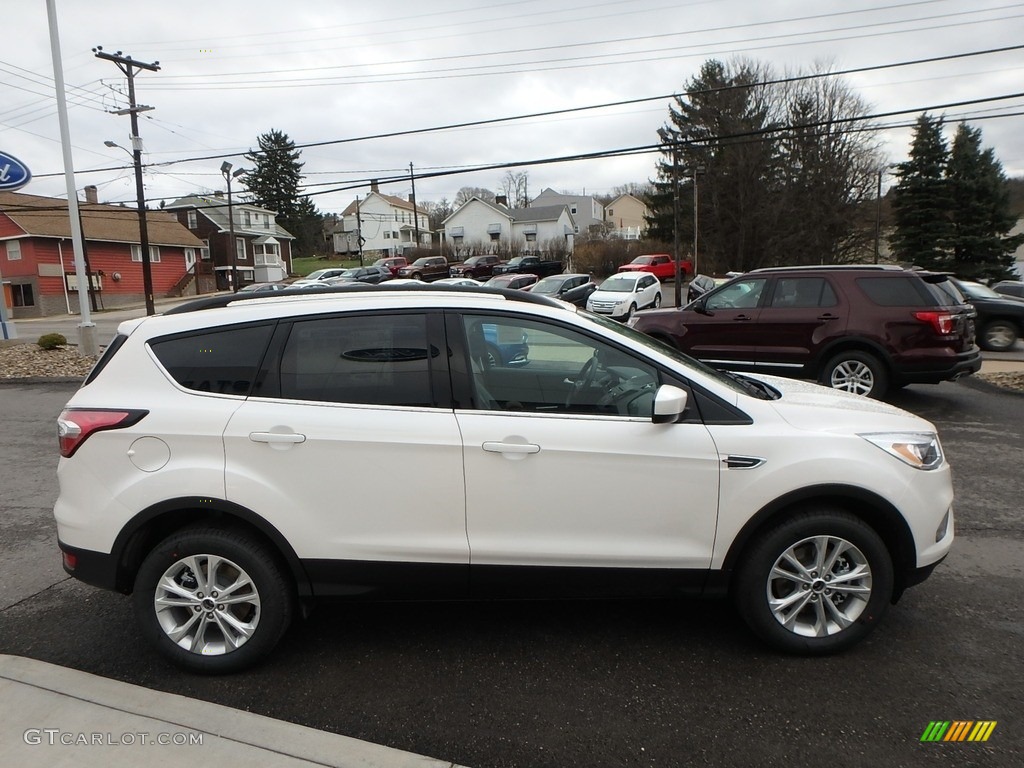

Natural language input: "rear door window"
[278,313,437,407]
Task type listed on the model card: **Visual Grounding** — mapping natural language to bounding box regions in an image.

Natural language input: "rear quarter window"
[855,276,937,307]
[150,324,274,395]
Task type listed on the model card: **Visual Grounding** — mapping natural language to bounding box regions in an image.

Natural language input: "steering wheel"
[566,355,599,407]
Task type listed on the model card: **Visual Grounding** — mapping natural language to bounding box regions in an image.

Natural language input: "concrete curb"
[0,654,463,768]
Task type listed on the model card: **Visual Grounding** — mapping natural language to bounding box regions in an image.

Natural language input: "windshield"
[958,280,1002,300]
[305,269,329,280]
[339,269,361,278]
[599,275,637,292]
[506,257,524,265]
[411,258,430,266]
[532,278,564,295]
[631,256,654,265]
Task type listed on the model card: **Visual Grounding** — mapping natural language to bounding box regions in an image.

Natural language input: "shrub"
[37,333,68,350]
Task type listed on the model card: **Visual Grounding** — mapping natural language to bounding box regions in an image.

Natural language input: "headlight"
[860,432,943,470]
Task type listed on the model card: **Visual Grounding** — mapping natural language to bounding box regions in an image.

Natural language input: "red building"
[0,190,204,318]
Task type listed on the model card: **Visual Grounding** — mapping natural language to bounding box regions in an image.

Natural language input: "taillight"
[57,409,148,458]
[913,311,955,335]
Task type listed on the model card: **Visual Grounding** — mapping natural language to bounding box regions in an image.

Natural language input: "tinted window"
[279,314,435,406]
[769,277,837,308]
[151,324,274,395]
[856,277,935,307]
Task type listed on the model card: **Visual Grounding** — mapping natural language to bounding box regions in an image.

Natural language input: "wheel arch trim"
[110,497,312,599]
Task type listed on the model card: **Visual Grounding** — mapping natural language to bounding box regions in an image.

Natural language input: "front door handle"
[482,440,540,461]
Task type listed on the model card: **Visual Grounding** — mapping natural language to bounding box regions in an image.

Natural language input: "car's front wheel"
[132,526,294,673]
[979,320,1018,351]
[819,350,887,398]
[734,510,893,655]
[652,293,662,308]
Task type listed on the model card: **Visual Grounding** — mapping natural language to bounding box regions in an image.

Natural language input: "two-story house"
[1,189,204,318]
[335,184,431,258]
[442,197,575,258]
[166,194,294,290]
[532,188,605,236]
[604,193,650,240]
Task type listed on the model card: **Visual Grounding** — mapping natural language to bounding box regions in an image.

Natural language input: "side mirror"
[652,384,688,424]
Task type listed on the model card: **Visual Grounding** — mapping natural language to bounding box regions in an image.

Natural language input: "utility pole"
[409,162,420,251]
[672,144,682,308]
[93,46,160,315]
[355,196,364,266]
[692,167,700,280]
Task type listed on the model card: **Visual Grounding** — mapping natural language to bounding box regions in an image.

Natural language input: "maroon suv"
[629,265,981,398]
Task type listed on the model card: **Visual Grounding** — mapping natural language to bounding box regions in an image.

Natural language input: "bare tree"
[499,171,530,208]
[454,186,496,207]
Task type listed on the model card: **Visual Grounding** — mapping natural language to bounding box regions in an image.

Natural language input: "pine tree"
[242,129,323,256]
[946,123,1023,281]
[888,114,954,270]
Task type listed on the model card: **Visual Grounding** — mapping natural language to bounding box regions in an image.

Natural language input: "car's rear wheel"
[734,510,893,655]
[979,320,1018,352]
[133,527,294,673]
[653,293,662,308]
[820,350,887,398]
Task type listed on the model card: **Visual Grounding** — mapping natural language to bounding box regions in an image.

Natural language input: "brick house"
[0,190,204,318]
[165,194,294,291]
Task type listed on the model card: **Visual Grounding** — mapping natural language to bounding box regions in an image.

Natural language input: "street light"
[105,138,155,314]
[221,161,247,292]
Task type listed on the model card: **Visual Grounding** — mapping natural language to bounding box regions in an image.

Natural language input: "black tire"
[978,320,1018,352]
[624,303,637,321]
[733,510,893,655]
[653,293,662,308]
[412,272,423,281]
[819,350,888,398]
[132,526,294,674]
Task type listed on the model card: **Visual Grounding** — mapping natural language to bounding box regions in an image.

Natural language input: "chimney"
[409,194,415,203]
[496,195,508,207]
[370,179,379,193]
[84,185,98,204]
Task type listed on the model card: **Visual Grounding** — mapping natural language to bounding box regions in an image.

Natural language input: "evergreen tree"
[888,114,954,269]
[242,129,323,256]
[946,123,1023,281]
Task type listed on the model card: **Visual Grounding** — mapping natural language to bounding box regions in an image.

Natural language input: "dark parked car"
[529,273,597,307]
[948,278,1024,351]
[397,256,450,282]
[629,265,981,398]
[449,255,503,280]
[486,273,539,291]
[323,266,393,285]
[991,280,1024,300]
[373,256,408,277]
[492,255,564,277]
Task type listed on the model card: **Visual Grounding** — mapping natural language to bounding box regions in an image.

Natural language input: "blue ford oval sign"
[0,151,32,191]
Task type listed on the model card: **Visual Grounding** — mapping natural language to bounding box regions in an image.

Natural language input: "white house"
[442,197,575,257]
[336,186,431,258]
[532,188,605,235]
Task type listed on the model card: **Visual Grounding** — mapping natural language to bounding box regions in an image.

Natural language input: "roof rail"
[749,264,904,274]
[163,282,566,315]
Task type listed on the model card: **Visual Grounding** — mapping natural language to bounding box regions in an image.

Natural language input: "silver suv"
[56,285,954,672]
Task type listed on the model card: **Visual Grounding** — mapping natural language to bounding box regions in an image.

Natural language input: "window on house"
[130,245,161,263]
[607,208,613,217]
[4,241,21,260]
[489,232,500,242]
[236,238,247,261]
[12,283,34,307]
[384,231,391,239]
[525,232,537,242]
[254,243,280,266]
[187,210,198,229]
[570,205,577,215]
[201,240,211,260]
[263,214,270,228]
[244,211,252,227]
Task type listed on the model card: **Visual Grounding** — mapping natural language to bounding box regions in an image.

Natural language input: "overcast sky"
[4,0,1023,219]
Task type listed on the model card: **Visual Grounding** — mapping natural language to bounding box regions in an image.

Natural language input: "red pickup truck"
[618,253,692,281]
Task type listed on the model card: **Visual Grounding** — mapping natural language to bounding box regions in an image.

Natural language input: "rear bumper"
[58,540,123,593]
[894,348,982,385]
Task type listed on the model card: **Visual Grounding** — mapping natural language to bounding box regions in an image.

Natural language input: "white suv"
[55,285,954,672]
[587,272,662,320]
